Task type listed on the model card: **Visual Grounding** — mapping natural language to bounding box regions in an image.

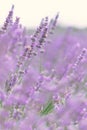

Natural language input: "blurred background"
[0,0,87,29]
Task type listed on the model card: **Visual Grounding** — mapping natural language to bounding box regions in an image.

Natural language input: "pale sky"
[0,0,87,28]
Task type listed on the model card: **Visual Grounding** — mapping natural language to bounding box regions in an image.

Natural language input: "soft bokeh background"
[0,0,87,28]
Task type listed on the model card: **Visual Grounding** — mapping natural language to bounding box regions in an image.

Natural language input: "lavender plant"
[0,5,87,130]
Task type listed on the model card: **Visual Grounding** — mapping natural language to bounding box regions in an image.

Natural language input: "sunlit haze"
[0,0,87,28]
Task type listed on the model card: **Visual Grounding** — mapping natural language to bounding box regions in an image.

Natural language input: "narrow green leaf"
[40,100,54,115]
[0,101,2,108]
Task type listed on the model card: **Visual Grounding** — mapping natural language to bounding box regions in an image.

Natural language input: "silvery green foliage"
[0,5,87,130]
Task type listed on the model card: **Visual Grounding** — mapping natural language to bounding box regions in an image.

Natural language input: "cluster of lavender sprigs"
[0,5,87,130]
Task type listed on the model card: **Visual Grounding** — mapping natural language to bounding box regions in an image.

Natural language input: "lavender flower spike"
[73,48,87,72]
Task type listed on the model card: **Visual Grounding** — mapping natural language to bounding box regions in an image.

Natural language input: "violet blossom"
[0,5,87,130]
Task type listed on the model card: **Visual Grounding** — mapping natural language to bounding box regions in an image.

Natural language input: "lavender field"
[0,5,87,130]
